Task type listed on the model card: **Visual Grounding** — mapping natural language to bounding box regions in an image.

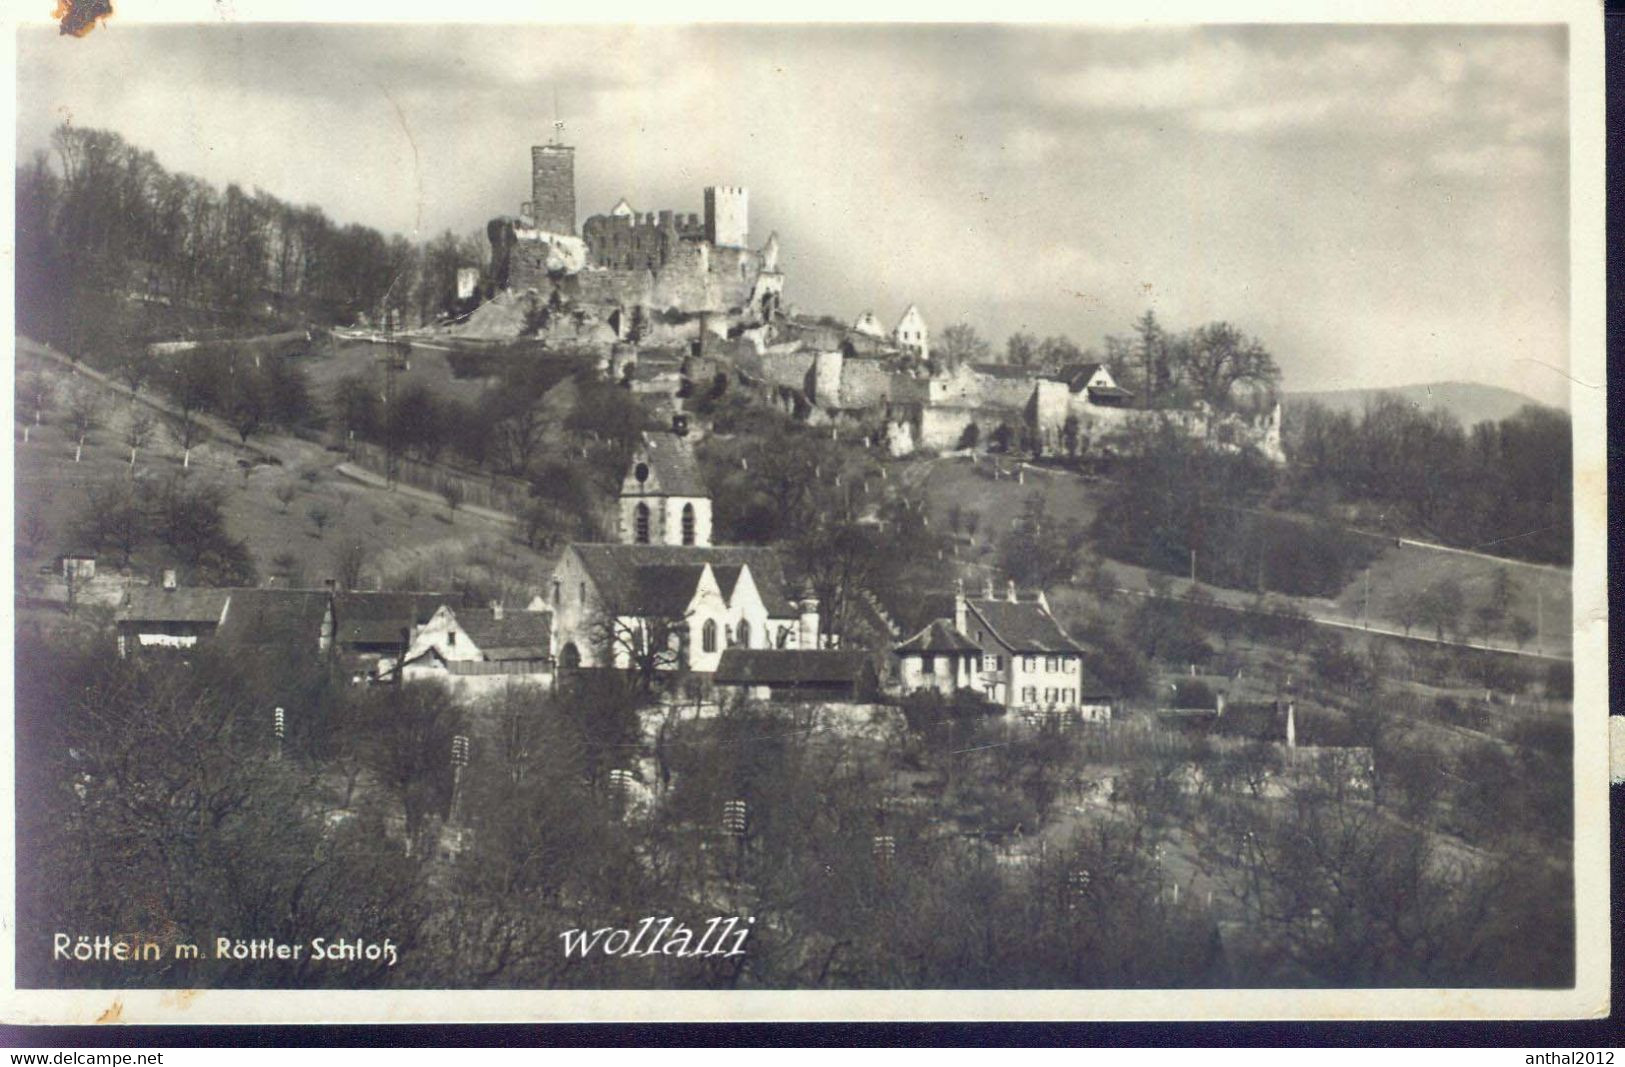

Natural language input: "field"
[902,453,1573,661]
[15,343,557,614]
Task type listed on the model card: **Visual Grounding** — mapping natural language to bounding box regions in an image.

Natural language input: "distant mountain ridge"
[1284,381,1557,428]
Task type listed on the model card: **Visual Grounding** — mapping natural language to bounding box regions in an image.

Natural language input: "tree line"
[17,124,484,359]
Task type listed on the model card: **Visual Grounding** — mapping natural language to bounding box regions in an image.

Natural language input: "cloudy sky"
[17,23,1571,405]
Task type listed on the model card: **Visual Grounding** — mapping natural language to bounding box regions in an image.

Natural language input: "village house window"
[994,654,1004,671]
[922,654,935,675]
[552,580,561,607]
[579,582,587,606]
[702,619,717,653]
[1024,656,1037,672]
[635,503,651,543]
[448,630,457,647]
[1046,656,1057,672]
[682,503,696,546]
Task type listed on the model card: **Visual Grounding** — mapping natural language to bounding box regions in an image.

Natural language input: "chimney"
[953,578,967,635]
[1035,589,1049,612]
[491,601,505,621]
[162,569,177,591]
[1006,580,1018,603]
[983,577,995,600]
[1285,702,1297,749]
[798,586,820,650]
[1215,691,1226,718]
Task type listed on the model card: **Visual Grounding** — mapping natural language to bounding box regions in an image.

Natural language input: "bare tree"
[66,383,102,463]
[333,538,369,591]
[123,408,155,470]
[585,599,690,696]
[440,481,465,523]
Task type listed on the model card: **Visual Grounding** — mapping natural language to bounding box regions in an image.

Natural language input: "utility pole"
[1363,568,1370,628]
[1189,548,1197,584]
[1536,589,1544,655]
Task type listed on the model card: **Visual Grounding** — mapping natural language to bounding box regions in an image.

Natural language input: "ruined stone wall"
[757,350,817,394]
[583,211,707,270]
[708,245,760,310]
[570,268,655,308]
[812,350,844,408]
[652,240,713,310]
[837,357,893,410]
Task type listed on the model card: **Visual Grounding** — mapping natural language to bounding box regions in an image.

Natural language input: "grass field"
[902,452,1573,660]
[15,346,557,604]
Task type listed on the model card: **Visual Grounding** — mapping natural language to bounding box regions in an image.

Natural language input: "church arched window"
[634,502,650,544]
[682,503,696,545]
[702,619,717,653]
[738,619,751,648]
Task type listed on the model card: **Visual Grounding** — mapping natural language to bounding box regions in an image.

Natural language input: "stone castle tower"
[703,185,748,248]
[530,144,577,237]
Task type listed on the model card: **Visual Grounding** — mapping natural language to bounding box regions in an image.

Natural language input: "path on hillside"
[334,462,516,528]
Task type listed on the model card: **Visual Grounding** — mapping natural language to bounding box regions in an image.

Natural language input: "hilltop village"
[462,142,1284,463]
[16,121,1576,991]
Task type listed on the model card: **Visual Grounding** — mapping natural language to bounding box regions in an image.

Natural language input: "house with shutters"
[893,579,1112,721]
[392,602,554,694]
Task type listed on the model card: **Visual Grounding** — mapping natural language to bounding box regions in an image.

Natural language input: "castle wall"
[837,357,893,410]
[570,268,655,308]
[755,350,817,394]
[812,350,844,408]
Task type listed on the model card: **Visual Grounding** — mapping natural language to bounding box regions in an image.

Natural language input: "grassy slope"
[901,453,1572,658]
[15,346,557,601]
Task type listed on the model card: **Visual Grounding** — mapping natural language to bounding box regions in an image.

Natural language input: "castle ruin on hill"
[476,139,1283,465]
[485,143,785,328]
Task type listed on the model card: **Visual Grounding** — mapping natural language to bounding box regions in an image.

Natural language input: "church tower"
[530,144,577,237]
[619,426,713,547]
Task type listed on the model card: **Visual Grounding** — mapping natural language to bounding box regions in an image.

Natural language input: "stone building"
[619,428,713,547]
[893,304,930,361]
[393,602,554,695]
[487,143,784,321]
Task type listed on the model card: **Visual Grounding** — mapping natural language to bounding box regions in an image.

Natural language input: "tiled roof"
[215,589,331,647]
[568,543,796,617]
[455,608,552,661]
[1087,384,1135,400]
[894,618,983,654]
[118,586,232,625]
[714,648,875,686]
[632,431,707,497]
[333,592,447,647]
[965,597,1085,654]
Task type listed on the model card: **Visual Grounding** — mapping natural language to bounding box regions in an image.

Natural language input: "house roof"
[1087,384,1135,400]
[455,608,552,661]
[568,543,797,617]
[1057,362,1105,390]
[965,597,1086,654]
[895,618,983,655]
[118,586,232,626]
[333,592,447,647]
[969,362,1037,381]
[215,589,331,646]
[630,430,708,497]
[628,564,709,617]
[714,648,875,686]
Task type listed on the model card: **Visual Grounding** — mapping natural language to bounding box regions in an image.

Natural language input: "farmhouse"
[115,578,335,659]
[392,603,554,694]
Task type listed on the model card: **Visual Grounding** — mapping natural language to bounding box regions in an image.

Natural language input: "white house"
[393,602,553,695]
[893,304,930,361]
[894,580,1111,721]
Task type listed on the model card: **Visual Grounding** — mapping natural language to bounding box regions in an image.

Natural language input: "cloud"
[1428,143,1549,179]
